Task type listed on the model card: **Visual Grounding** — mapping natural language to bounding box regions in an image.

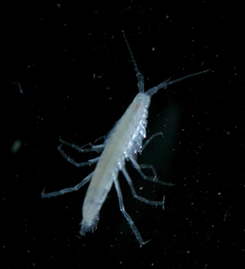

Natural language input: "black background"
[2,1,244,268]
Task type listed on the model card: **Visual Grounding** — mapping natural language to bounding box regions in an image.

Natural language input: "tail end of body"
[79,214,100,235]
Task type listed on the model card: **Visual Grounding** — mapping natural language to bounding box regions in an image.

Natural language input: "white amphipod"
[42,31,209,246]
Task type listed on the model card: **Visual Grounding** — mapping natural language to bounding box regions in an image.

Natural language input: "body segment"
[81,93,150,233]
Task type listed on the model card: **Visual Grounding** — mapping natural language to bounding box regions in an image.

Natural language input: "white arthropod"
[42,31,209,246]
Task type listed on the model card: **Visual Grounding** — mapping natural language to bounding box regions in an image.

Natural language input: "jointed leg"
[140,132,164,153]
[114,178,150,247]
[122,167,165,207]
[59,137,104,153]
[94,135,106,144]
[58,144,100,167]
[57,136,104,167]
[130,155,157,180]
[129,155,174,186]
[41,172,93,198]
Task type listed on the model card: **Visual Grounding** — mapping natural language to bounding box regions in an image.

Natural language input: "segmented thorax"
[81,93,151,231]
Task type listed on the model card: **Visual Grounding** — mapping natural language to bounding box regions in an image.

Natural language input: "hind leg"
[114,177,150,247]
[122,167,165,207]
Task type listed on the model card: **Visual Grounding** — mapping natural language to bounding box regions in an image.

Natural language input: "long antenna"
[146,69,210,97]
[122,31,210,97]
[122,30,145,93]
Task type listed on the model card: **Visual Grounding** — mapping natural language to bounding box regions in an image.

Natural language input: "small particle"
[13,82,23,95]
[162,196,165,210]
[93,74,102,79]
[10,139,22,153]
[223,208,230,221]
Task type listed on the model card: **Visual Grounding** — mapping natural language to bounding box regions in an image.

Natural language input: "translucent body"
[81,93,150,233]
[42,31,209,246]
